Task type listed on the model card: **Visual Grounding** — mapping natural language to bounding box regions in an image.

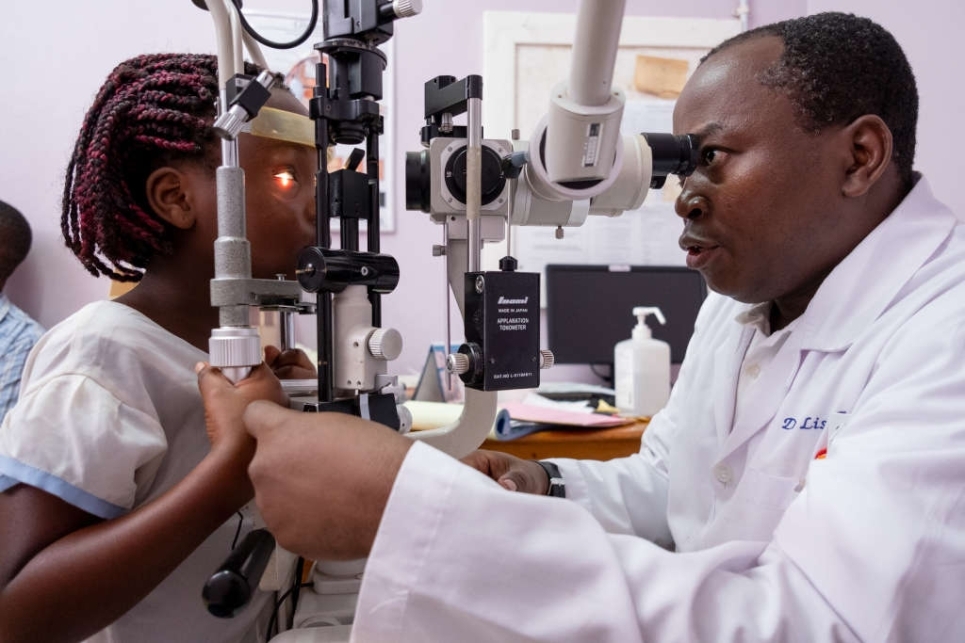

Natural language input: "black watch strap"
[536,460,566,498]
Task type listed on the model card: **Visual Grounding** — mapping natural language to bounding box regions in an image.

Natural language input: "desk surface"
[481,421,647,461]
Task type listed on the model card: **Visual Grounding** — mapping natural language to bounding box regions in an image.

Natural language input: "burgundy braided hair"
[62,53,261,281]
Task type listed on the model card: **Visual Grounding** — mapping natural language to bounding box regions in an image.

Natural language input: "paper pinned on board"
[634,54,689,99]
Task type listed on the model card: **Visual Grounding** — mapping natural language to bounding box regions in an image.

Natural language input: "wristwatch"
[536,460,566,498]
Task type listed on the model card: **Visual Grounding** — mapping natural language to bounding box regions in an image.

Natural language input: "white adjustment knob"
[368,328,403,361]
[447,352,470,375]
[539,349,555,369]
[209,327,262,383]
[393,0,423,18]
[209,326,262,367]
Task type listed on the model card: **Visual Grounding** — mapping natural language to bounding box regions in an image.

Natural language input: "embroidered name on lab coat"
[781,416,827,430]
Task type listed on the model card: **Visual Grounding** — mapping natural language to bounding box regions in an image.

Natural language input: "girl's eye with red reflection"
[273,168,297,190]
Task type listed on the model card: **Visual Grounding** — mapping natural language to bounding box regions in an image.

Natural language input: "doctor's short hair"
[0,199,32,283]
[61,53,282,282]
[704,12,918,188]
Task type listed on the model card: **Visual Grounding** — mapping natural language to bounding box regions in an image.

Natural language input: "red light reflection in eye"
[274,171,295,189]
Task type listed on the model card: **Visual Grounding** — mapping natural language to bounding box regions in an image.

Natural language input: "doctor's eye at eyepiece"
[642,133,700,189]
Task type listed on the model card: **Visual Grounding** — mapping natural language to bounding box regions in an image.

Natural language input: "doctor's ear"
[145,167,197,230]
[840,114,893,198]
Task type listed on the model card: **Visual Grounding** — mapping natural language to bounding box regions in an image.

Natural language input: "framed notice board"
[481,12,741,280]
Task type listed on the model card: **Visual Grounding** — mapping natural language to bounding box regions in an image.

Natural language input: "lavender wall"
[1,2,216,324]
[10,0,957,384]
[805,0,965,223]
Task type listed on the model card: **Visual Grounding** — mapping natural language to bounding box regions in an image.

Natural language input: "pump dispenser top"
[631,307,665,339]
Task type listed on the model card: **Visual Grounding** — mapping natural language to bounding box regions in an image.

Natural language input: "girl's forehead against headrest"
[243,107,314,147]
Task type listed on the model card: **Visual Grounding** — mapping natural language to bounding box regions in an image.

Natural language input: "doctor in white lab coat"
[197,12,965,642]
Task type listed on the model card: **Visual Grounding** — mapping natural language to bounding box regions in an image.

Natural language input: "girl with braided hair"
[0,53,317,642]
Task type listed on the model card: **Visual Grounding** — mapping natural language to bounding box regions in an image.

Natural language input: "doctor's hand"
[264,345,317,380]
[195,362,289,508]
[243,404,412,561]
[461,450,550,495]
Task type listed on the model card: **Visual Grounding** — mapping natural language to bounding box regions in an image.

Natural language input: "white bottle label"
[614,339,671,417]
[615,347,634,410]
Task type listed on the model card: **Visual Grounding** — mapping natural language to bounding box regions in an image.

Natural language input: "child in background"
[0,53,316,642]
[0,199,45,423]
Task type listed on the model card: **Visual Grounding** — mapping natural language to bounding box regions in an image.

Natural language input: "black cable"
[239,0,320,50]
[230,511,244,550]
[288,557,306,630]
[267,581,313,639]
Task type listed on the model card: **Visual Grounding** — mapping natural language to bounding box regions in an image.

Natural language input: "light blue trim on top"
[0,455,127,519]
[0,474,16,493]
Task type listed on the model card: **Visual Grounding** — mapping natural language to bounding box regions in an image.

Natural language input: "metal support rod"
[366,122,382,326]
[279,312,296,352]
[366,122,381,253]
[228,2,243,74]
[314,60,334,403]
[340,218,360,251]
[277,275,296,352]
[206,0,236,85]
[209,0,247,330]
[569,0,625,106]
[214,137,251,329]
[466,96,482,273]
[443,223,453,391]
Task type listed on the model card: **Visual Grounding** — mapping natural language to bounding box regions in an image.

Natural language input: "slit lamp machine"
[191,0,699,638]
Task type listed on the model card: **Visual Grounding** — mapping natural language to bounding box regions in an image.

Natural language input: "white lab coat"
[353,175,965,642]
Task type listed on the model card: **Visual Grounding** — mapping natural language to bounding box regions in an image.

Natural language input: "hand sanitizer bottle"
[614,307,671,417]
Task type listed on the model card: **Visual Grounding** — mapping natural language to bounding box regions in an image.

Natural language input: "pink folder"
[500,402,633,429]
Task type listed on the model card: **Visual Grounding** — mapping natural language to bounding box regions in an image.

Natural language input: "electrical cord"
[267,579,313,639]
[239,0,319,50]
[230,510,244,549]
[288,557,306,630]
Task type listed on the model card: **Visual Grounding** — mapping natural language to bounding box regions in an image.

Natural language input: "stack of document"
[403,387,635,443]
[494,394,633,441]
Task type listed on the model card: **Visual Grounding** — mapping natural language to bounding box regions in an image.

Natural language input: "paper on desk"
[403,399,632,445]
[501,402,633,428]
[519,391,597,413]
[490,402,634,442]
[403,400,511,434]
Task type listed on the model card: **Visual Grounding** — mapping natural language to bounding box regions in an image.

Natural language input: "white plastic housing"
[333,286,401,392]
[544,83,626,183]
[511,133,654,227]
[543,0,627,183]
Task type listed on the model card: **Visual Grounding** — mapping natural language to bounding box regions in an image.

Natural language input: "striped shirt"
[0,293,44,422]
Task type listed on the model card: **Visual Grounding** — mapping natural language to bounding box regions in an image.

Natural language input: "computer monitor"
[545,264,708,369]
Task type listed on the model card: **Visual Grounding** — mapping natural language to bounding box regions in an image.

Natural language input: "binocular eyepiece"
[405,132,701,209]
[640,132,700,190]
[641,133,700,189]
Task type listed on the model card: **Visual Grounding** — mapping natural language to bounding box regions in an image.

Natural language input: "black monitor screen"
[545,264,708,367]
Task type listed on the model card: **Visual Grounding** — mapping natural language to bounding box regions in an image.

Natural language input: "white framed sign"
[482,12,741,278]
